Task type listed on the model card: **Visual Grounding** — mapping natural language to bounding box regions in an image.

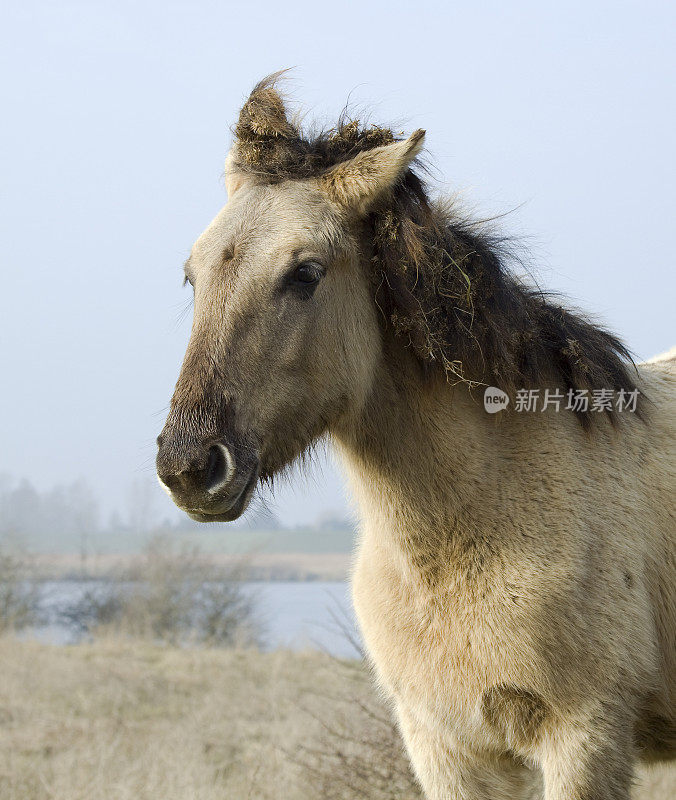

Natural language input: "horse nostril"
[205,443,235,495]
[206,446,220,485]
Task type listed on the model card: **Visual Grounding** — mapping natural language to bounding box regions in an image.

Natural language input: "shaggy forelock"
[231,74,396,183]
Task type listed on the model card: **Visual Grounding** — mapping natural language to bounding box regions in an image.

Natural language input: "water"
[28,580,361,658]
[254,581,359,656]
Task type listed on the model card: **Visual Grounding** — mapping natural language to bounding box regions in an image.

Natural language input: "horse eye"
[293,263,322,284]
[288,262,324,292]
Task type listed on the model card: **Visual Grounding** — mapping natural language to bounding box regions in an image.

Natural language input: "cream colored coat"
[337,348,675,799]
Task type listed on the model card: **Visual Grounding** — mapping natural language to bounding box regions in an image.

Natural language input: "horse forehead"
[195,183,343,266]
[240,183,338,248]
[261,182,347,253]
[192,188,266,258]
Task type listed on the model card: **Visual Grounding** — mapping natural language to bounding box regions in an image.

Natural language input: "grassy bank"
[0,638,672,799]
[31,550,351,582]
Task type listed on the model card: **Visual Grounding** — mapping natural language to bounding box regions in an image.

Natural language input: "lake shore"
[30,551,351,582]
[31,579,357,655]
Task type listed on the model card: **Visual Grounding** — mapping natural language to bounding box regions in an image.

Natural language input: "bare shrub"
[0,544,39,631]
[290,656,423,800]
[58,584,125,634]
[194,576,259,646]
[283,608,423,799]
[61,535,261,647]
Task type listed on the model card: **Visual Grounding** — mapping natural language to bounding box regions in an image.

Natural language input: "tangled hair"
[231,75,641,428]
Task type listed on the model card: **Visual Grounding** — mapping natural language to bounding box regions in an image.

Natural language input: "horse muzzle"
[156,435,259,522]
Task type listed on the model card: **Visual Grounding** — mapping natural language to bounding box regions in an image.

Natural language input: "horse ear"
[235,74,296,140]
[230,73,301,179]
[320,129,425,214]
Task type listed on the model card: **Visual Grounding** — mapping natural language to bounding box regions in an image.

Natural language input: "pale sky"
[1,1,674,526]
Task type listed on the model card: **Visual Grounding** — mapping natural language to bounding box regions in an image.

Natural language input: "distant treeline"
[0,473,354,556]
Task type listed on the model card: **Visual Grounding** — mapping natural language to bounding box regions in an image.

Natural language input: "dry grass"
[0,637,419,800]
[0,637,672,799]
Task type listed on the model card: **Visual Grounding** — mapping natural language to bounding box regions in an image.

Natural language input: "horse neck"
[331,341,498,578]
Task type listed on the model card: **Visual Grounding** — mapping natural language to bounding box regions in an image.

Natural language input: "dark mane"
[232,76,641,428]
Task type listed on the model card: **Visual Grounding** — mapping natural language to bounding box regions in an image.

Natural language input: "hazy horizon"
[2,1,674,529]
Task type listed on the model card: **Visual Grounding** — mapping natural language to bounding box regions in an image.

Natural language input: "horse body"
[339,349,675,797]
[157,76,676,799]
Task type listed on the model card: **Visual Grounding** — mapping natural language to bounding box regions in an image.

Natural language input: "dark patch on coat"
[481,685,550,749]
[634,711,676,762]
